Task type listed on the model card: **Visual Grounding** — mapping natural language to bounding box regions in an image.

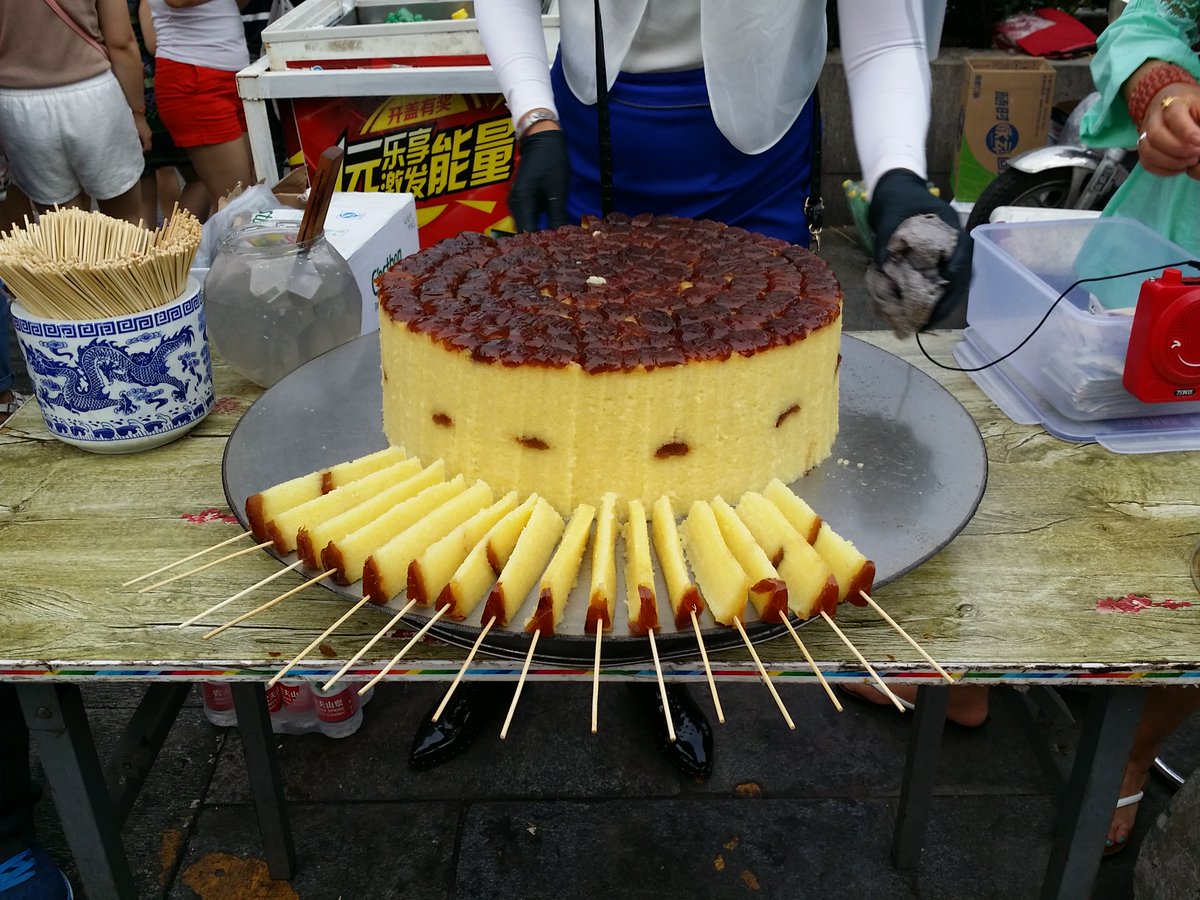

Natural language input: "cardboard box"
[951,56,1056,203]
[253,191,420,335]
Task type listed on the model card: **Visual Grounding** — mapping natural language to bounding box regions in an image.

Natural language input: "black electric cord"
[915,259,1200,372]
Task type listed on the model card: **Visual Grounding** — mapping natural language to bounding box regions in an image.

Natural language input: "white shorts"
[0,72,144,206]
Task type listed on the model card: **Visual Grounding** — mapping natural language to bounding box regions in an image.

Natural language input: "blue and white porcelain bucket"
[10,277,214,454]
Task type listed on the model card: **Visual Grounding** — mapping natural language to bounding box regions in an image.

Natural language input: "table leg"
[230,682,295,880]
[17,683,136,900]
[1039,685,1144,900]
[891,683,949,869]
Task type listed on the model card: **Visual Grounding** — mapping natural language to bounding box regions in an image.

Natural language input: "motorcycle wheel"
[965,167,1111,232]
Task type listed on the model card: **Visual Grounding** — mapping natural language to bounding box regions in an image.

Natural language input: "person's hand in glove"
[508,125,571,233]
[865,168,972,336]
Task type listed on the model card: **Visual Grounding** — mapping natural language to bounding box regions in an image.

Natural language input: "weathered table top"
[2,331,1197,684]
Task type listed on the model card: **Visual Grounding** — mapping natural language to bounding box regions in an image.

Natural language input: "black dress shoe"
[409,683,507,770]
[630,682,714,780]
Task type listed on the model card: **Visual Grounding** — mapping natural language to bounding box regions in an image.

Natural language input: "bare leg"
[185,135,255,205]
[95,184,146,227]
[1106,686,1200,852]
[841,683,991,728]
[138,173,159,225]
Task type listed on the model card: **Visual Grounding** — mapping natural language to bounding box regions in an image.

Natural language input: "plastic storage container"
[967,217,1200,421]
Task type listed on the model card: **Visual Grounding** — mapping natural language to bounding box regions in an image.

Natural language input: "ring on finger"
[1138,131,1148,144]
[1161,95,1184,111]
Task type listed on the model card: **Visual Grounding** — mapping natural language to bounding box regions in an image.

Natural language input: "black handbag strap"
[594,0,614,216]
[804,86,824,251]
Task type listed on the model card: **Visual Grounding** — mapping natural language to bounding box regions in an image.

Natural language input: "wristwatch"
[516,108,559,140]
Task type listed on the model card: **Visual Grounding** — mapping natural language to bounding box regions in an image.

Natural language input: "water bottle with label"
[313,682,364,738]
[273,679,318,734]
[201,682,236,726]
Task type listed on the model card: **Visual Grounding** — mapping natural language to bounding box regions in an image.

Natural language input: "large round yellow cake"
[376,214,843,514]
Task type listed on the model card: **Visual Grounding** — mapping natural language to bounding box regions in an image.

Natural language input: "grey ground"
[18,228,1199,899]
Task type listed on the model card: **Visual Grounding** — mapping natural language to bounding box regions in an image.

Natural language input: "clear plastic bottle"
[313,682,364,738]
[273,679,317,735]
[201,682,236,727]
[204,222,361,388]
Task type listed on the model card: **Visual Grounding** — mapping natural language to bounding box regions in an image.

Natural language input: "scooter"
[965,0,1135,231]
[965,95,1137,230]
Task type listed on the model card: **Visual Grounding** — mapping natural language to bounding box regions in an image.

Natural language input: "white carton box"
[249,192,420,335]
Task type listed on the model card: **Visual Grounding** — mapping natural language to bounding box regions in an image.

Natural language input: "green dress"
[1080,0,1200,255]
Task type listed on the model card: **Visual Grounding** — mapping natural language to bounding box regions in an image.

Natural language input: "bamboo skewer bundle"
[0,206,202,320]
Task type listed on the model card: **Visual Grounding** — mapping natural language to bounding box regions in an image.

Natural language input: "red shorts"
[153,57,247,148]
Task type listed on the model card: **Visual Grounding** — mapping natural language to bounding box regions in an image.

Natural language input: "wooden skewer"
[123,530,252,586]
[689,609,725,724]
[859,590,955,684]
[501,629,539,740]
[646,628,676,742]
[591,625,602,734]
[733,617,795,730]
[322,598,418,692]
[203,569,335,640]
[779,615,842,712]
[432,615,497,722]
[820,610,906,713]
[358,605,449,695]
[178,560,304,628]
[137,540,274,593]
[268,596,372,688]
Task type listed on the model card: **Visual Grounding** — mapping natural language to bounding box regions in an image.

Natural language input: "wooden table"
[2,330,1197,900]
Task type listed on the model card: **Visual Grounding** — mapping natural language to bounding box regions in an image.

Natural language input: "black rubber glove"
[868,168,972,328]
[508,130,571,233]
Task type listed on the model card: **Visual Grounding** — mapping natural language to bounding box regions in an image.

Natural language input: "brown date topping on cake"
[377,215,841,372]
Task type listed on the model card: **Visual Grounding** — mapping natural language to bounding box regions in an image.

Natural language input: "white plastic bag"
[193,184,286,269]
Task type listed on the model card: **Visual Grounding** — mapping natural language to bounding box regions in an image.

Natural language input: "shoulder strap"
[804,86,824,251]
[41,0,109,60]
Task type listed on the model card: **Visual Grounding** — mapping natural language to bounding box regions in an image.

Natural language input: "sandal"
[0,389,29,424]
[1104,790,1144,857]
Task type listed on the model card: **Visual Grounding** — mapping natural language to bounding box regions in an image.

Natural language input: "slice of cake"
[407,493,518,605]
[710,497,788,623]
[735,491,838,620]
[812,521,876,606]
[297,461,444,568]
[526,503,596,636]
[680,499,749,626]
[623,499,659,635]
[267,459,423,555]
[321,478,466,585]
[481,497,564,627]
[362,480,495,603]
[650,494,704,629]
[437,494,539,620]
[762,478,822,544]
[585,492,619,632]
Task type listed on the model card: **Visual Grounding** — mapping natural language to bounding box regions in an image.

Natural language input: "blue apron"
[550,53,817,246]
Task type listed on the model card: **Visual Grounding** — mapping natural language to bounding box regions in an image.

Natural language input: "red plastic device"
[1123,268,1200,403]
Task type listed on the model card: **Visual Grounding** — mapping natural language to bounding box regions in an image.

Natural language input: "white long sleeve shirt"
[477,0,940,192]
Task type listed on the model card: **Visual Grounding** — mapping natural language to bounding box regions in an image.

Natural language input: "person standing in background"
[131,0,211,223]
[404,0,971,779]
[1079,0,1200,857]
[146,0,255,204]
[0,0,150,224]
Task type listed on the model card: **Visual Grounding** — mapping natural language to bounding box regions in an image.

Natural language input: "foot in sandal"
[1105,761,1150,857]
[840,683,990,727]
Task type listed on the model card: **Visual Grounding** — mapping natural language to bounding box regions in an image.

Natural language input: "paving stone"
[166,802,459,900]
[911,795,1054,899]
[30,706,221,898]
[455,797,916,900]
[206,681,677,804]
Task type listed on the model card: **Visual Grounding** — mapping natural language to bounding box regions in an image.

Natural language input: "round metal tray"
[222,333,987,664]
